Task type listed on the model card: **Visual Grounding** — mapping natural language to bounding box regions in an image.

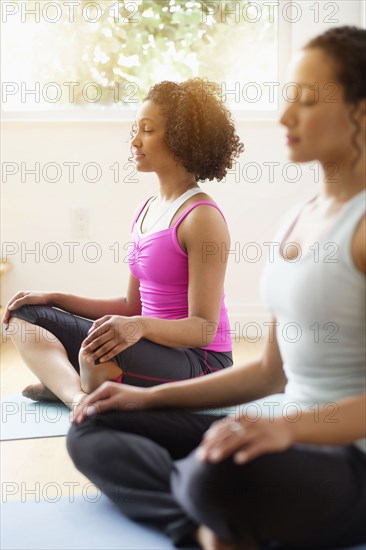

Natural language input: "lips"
[287,135,300,145]
[134,153,145,159]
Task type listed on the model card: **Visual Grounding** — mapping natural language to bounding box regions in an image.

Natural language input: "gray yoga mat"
[0,394,70,441]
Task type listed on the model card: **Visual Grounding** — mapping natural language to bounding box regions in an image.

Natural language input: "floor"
[1,337,265,503]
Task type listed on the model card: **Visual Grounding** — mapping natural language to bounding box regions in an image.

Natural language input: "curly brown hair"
[133,78,244,182]
[305,26,366,167]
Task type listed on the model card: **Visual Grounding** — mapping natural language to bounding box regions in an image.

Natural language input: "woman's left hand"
[80,315,143,363]
[196,414,295,465]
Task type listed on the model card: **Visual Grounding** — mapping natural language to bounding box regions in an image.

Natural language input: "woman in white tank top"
[70,27,366,550]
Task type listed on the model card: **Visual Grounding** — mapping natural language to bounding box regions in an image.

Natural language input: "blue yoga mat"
[1,494,198,550]
[1,494,364,550]
[0,394,70,441]
[194,393,287,417]
[0,393,286,441]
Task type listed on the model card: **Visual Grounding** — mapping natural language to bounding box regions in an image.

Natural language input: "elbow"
[125,301,142,317]
[272,375,287,394]
[261,359,287,395]
[200,318,219,347]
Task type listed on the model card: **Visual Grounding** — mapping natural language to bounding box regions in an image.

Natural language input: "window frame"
[1,15,291,123]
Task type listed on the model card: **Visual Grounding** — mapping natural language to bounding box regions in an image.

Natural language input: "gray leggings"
[9,304,233,386]
[67,409,366,549]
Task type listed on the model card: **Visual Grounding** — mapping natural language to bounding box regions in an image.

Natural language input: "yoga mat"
[1,494,198,550]
[0,394,70,441]
[1,494,364,550]
[194,394,287,417]
[0,393,287,441]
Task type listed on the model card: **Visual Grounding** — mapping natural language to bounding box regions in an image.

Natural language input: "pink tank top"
[128,198,232,352]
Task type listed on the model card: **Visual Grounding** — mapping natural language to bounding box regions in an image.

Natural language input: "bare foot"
[196,525,258,550]
[196,525,236,550]
[22,383,61,403]
[78,349,122,394]
[70,390,88,412]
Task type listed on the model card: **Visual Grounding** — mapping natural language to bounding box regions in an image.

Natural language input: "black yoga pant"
[67,409,366,549]
[9,304,233,386]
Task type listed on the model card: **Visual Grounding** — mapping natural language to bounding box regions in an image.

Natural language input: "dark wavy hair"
[131,78,244,182]
[305,26,366,167]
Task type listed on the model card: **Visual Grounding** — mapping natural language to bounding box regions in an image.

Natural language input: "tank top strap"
[339,189,365,230]
[331,189,366,268]
[275,196,317,245]
[131,197,155,232]
[322,188,365,242]
[173,200,227,230]
[161,187,204,228]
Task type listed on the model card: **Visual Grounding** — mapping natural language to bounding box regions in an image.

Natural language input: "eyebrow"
[136,117,155,123]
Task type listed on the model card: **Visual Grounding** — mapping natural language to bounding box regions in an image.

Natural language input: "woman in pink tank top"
[4,78,243,405]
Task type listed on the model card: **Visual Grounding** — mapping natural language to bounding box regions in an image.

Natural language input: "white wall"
[1,1,364,336]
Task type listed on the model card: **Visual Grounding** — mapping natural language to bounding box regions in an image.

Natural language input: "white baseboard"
[227,303,272,341]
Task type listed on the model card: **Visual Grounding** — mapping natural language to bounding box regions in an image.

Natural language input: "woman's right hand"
[2,291,53,326]
[71,381,151,424]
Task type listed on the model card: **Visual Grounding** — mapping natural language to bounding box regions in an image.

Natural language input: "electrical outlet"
[70,208,90,239]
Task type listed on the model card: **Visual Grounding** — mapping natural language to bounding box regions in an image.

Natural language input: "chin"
[287,149,315,164]
[135,165,150,173]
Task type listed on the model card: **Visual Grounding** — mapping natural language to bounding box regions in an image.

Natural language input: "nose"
[280,102,297,128]
[130,128,141,149]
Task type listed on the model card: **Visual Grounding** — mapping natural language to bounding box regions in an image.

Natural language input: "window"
[2,0,285,118]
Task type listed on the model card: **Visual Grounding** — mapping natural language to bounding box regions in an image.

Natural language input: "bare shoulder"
[351,213,366,275]
[181,193,227,231]
[172,192,226,229]
[174,192,229,252]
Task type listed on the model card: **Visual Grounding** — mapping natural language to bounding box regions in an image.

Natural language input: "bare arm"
[80,204,235,358]
[72,318,287,423]
[51,274,141,320]
[146,318,286,408]
[290,393,366,446]
[352,213,366,274]
[197,217,366,462]
[196,392,366,466]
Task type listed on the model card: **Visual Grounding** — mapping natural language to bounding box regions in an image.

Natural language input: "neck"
[320,153,366,203]
[156,170,198,202]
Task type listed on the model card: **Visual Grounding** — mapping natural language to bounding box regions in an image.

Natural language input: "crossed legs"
[67,409,366,549]
[7,306,122,408]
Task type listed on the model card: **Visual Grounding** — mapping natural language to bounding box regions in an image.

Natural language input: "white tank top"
[261,189,366,452]
[137,187,203,238]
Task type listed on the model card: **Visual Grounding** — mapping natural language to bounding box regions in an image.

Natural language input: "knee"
[8,304,37,328]
[66,421,103,472]
[9,303,48,323]
[172,455,248,542]
[7,304,52,341]
[67,420,146,482]
[172,455,233,517]
[66,423,86,469]
[7,305,40,343]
